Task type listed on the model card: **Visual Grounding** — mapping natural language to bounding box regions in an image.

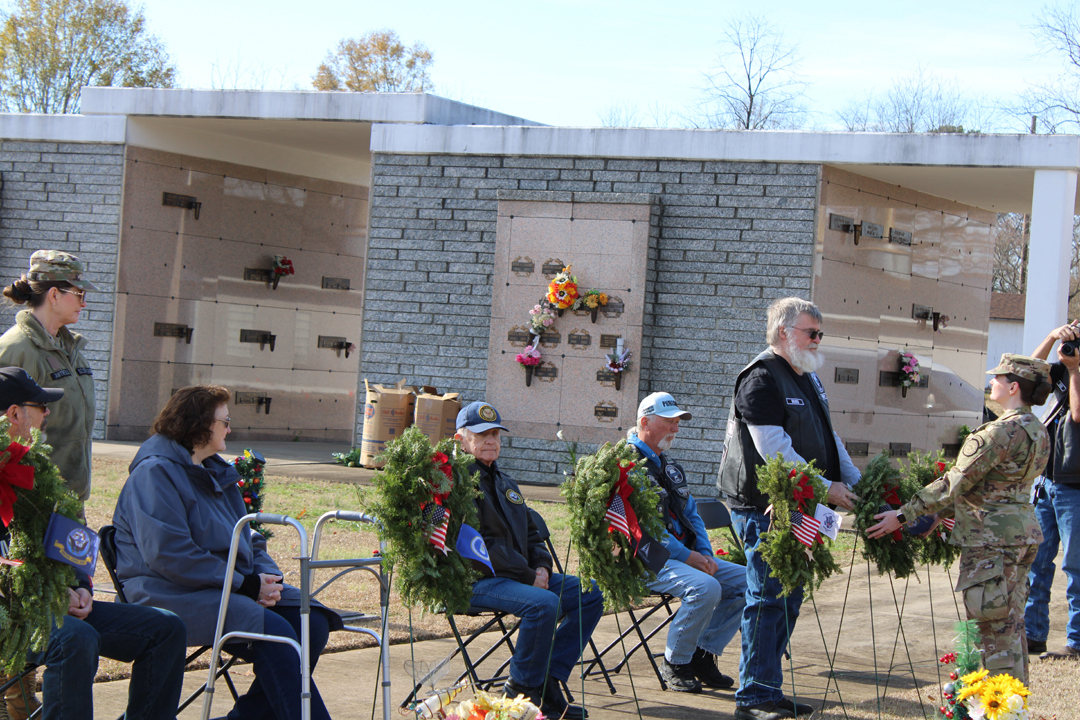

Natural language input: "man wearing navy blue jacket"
[629,392,748,693]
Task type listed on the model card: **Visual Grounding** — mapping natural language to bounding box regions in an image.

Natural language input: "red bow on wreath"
[433,451,453,483]
[881,484,904,541]
[605,461,643,552]
[935,461,947,474]
[0,441,35,527]
[789,469,814,513]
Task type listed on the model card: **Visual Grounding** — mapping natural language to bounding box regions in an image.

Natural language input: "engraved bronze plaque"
[912,304,933,320]
[594,402,618,421]
[539,329,560,348]
[162,192,200,218]
[154,322,193,344]
[917,374,930,388]
[234,391,267,405]
[834,367,859,385]
[596,370,618,383]
[321,276,351,290]
[534,363,558,380]
[317,335,346,349]
[542,260,566,277]
[244,267,274,283]
[889,442,912,457]
[829,214,854,232]
[846,441,869,457]
[599,334,621,349]
[507,328,533,346]
[603,297,625,316]
[859,222,884,239]
[568,330,591,348]
[239,329,276,351]
[879,370,900,387]
[889,228,913,246]
[511,257,534,275]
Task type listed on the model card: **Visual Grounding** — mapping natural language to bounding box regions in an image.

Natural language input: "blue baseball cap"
[456,401,510,434]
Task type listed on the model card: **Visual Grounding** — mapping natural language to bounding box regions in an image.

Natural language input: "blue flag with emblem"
[44,512,99,574]
[455,523,494,573]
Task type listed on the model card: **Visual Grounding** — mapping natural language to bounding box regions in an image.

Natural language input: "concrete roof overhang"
[371,124,1080,215]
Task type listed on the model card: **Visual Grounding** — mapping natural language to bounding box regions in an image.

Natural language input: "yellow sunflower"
[598,292,609,304]
[961,668,989,685]
[977,674,1028,719]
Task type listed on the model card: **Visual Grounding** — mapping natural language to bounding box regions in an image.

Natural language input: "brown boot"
[4,668,41,720]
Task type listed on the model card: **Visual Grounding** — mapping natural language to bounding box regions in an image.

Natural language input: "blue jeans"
[1025,479,1080,649]
[30,600,187,720]
[731,508,803,707]
[470,574,604,687]
[648,557,747,664]
[225,606,333,720]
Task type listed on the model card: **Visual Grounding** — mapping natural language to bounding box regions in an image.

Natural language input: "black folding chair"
[97,525,241,713]
[585,497,741,690]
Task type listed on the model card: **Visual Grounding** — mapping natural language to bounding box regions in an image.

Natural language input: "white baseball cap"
[637,392,692,421]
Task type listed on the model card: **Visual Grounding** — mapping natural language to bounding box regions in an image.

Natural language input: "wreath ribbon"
[882,483,904,541]
[607,461,643,549]
[790,469,814,513]
[0,441,35,527]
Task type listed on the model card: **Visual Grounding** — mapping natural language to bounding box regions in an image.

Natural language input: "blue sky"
[142,0,1063,130]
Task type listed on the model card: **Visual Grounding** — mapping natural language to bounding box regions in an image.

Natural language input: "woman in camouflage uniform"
[868,354,1052,683]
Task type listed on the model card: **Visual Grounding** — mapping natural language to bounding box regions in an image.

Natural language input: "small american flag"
[422,502,451,555]
[606,493,631,541]
[789,510,821,548]
[941,518,955,531]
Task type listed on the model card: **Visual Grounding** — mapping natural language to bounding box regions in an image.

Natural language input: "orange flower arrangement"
[547,266,579,309]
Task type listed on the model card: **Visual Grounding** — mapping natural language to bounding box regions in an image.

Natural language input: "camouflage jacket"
[901,408,1049,547]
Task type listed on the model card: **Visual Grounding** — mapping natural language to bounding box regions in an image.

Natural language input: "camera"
[1062,340,1080,356]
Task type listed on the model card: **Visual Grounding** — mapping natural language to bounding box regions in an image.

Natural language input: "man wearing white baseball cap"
[628,392,748,694]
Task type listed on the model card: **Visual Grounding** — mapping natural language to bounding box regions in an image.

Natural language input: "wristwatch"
[895,509,907,524]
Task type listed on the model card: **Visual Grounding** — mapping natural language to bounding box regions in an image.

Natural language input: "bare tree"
[993,213,1029,294]
[697,14,808,130]
[210,51,302,91]
[835,66,984,133]
[1013,3,1080,132]
[597,100,679,128]
[313,30,432,93]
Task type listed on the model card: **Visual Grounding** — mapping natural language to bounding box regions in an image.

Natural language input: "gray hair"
[766,297,822,347]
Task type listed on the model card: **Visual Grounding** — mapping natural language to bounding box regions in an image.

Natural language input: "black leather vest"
[634,446,699,548]
[717,349,837,510]
[1046,362,1080,486]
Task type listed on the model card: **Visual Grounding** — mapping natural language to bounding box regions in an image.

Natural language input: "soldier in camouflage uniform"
[868,354,1053,683]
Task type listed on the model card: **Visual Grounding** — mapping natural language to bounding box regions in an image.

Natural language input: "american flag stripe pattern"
[423,503,451,555]
[789,510,821,548]
[606,493,631,540]
[941,518,955,531]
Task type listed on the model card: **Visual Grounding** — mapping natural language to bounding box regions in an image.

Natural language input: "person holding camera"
[1024,321,1080,660]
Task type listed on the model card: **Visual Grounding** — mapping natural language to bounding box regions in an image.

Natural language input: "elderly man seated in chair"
[0,367,187,720]
[628,392,748,693]
[455,401,604,720]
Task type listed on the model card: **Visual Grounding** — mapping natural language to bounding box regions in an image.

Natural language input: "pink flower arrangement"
[515,345,542,367]
[606,348,632,373]
[528,304,557,335]
[899,349,921,388]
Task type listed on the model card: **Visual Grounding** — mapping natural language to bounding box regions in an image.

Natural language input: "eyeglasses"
[59,288,86,302]
[215,417,231,429]
[792,327,825,341]
[19,402,48,410]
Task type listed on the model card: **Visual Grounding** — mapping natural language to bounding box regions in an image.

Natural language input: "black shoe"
[734,701,796,720]
[660,658,702,692]
[1027,637,1047,654]
[689,648,735,689]
[503,678,544,708]
[541,676,588,720]
[776,697,815,716]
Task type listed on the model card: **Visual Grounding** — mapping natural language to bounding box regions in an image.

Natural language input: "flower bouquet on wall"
[527,304,556,341]
[515,345,542,387]
[366,427,481,613]
[546,267,579,315]
[574,288,609,322]
[756,456,842,598]
[271,255,295,289]
[605,346,631,391]
[899,349,921,397]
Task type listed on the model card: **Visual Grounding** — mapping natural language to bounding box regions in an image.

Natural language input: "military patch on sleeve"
[961,433,987,457]
[76,367,93,376]
[505,489,524,504]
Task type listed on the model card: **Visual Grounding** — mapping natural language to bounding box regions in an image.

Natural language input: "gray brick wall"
[360,154,821,489]
[0,141,124,438]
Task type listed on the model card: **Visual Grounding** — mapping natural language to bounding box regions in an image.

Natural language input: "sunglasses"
[215,416,231,429]
[792,327,825,341]
[59,288,86,301]
[19,402,48,410]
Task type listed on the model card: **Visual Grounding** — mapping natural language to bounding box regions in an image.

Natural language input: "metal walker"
[200,511,391,720]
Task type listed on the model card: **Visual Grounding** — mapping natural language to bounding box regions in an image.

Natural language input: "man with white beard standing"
[717,297,861,720]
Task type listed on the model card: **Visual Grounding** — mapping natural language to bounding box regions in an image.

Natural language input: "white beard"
[784,336,824,374]
[656,434,675,452]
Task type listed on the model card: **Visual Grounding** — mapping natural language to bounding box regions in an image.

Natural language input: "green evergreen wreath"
[756,455,842,598]
[0,420,80,674]
[853,453,921,579]
[233,449,272,538]
[366,426,481,614]
[903,450,962,568]
[562,440,666,612]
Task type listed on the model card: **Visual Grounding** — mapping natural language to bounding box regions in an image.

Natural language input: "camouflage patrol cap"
[26,250,101,291]
[986,353,1051,382]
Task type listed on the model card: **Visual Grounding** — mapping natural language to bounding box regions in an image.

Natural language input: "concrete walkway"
[85,440,1074,719]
